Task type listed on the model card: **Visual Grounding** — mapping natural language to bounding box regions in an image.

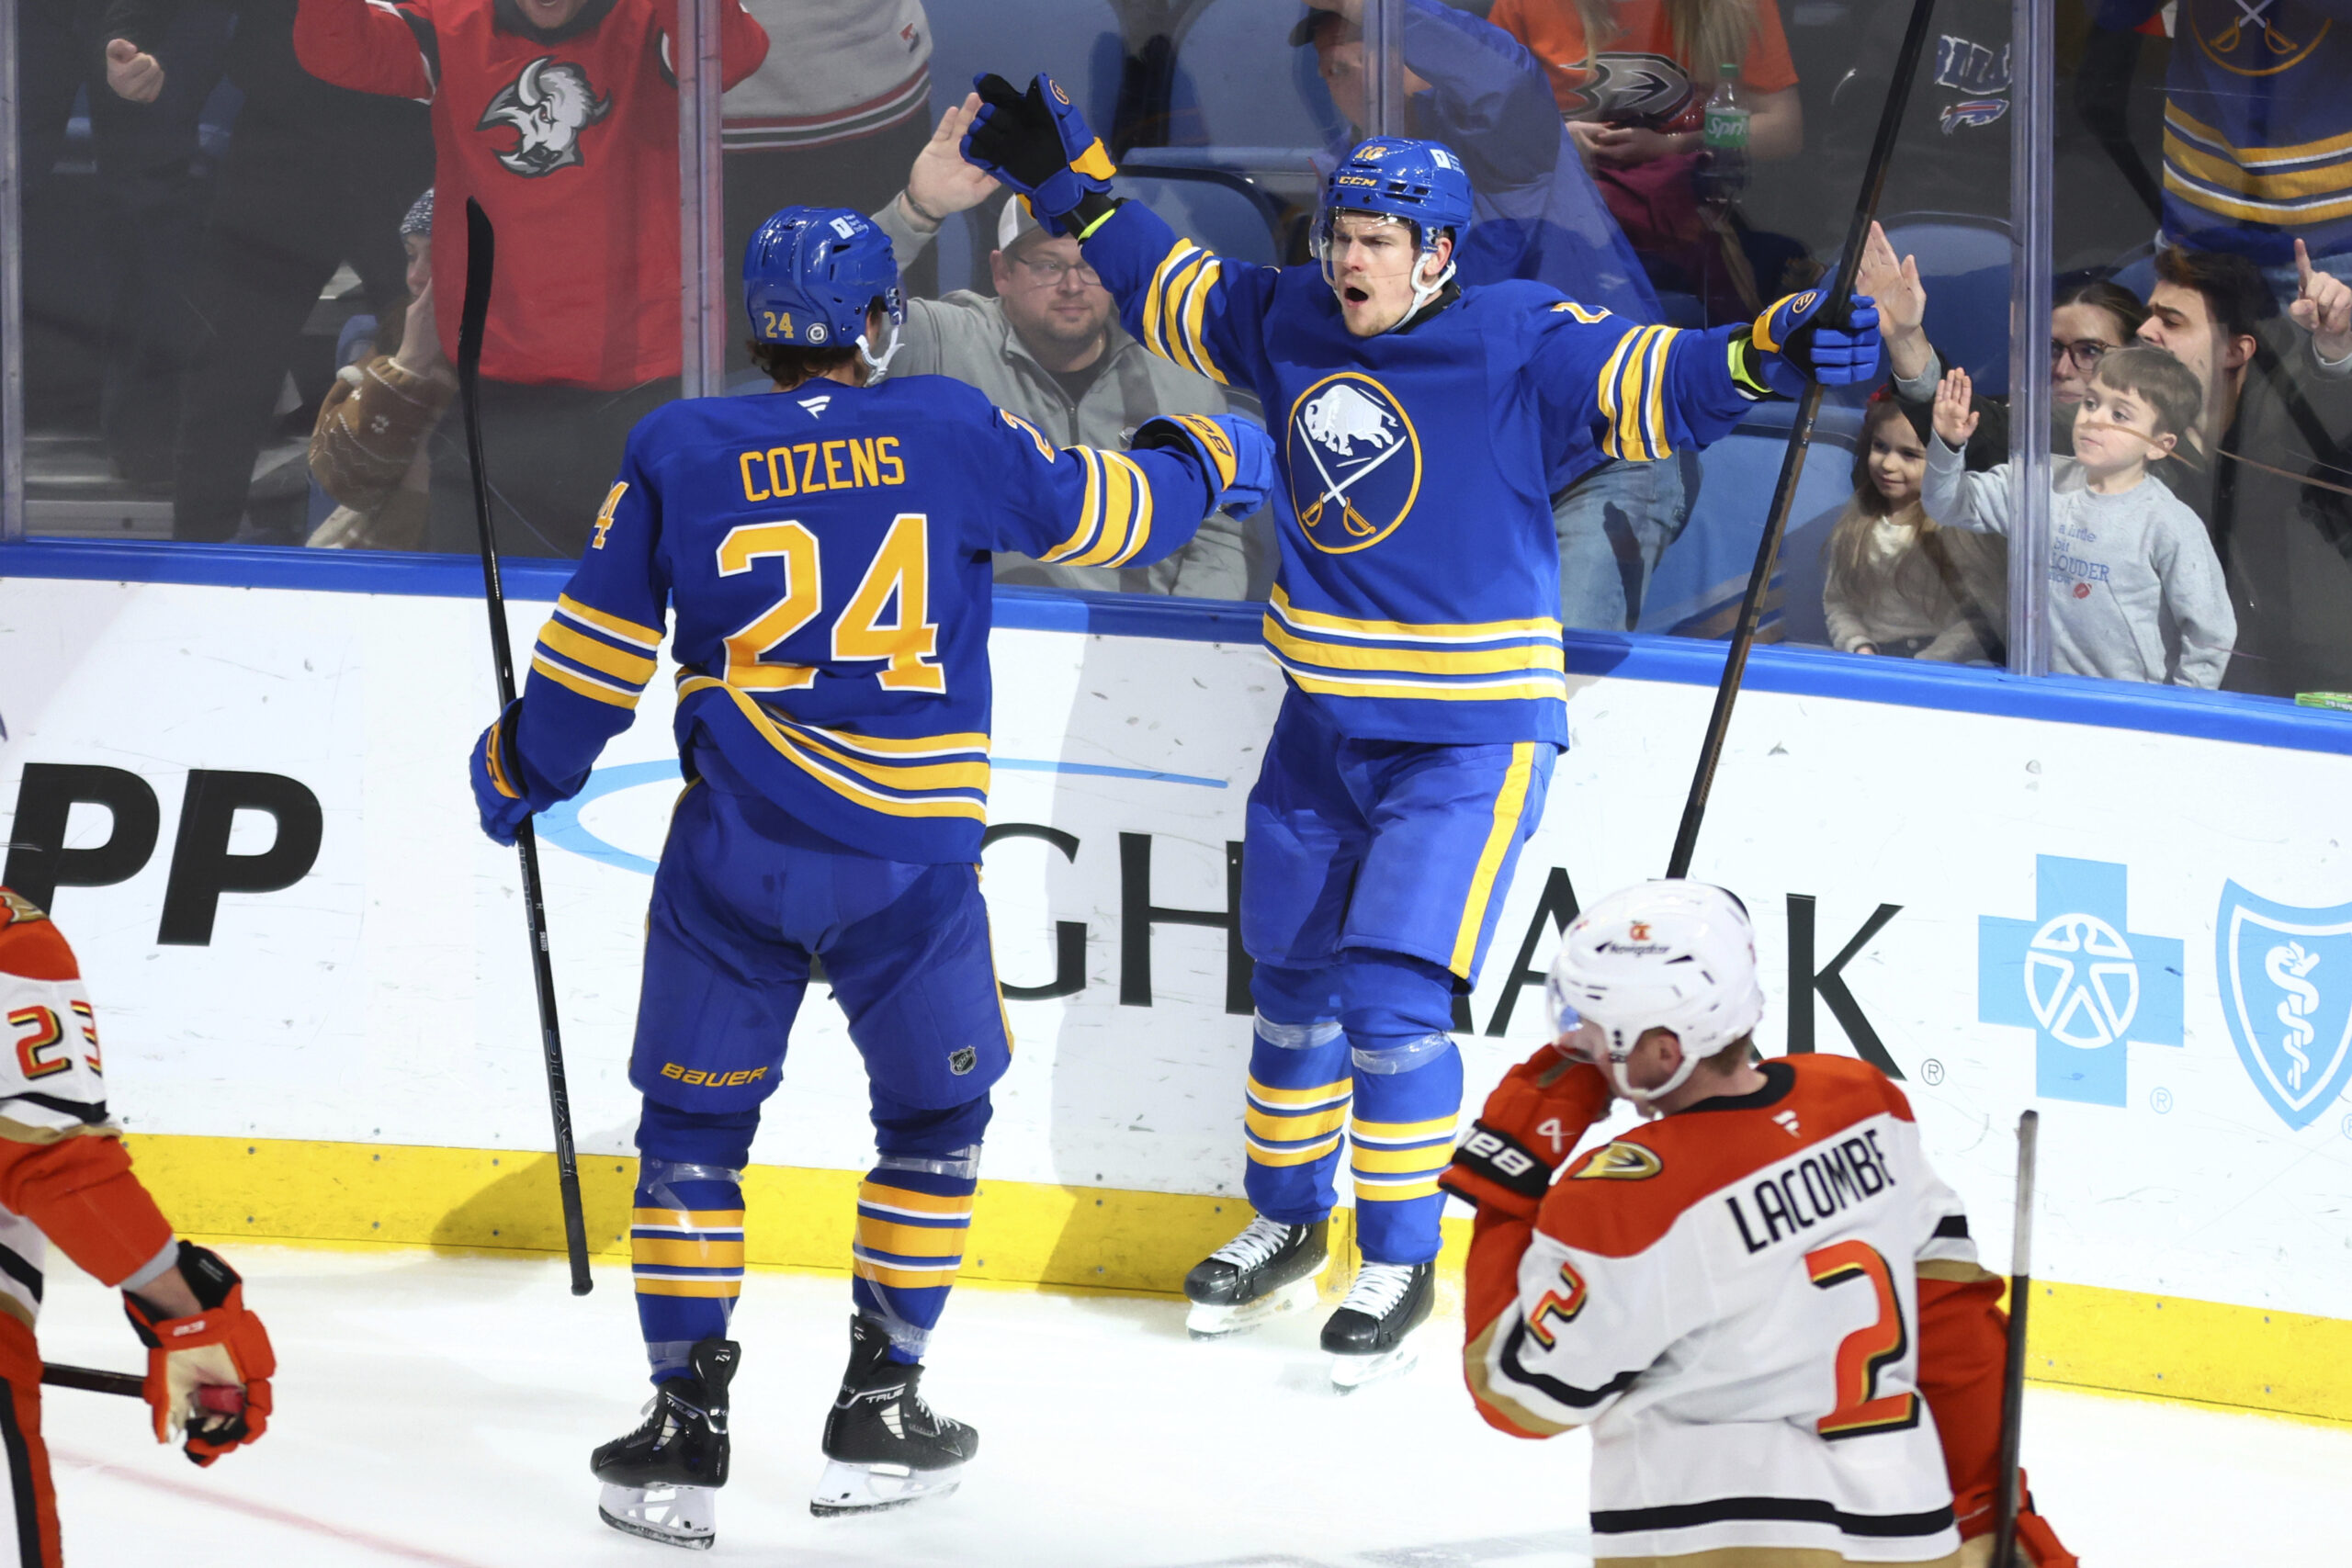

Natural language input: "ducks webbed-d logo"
[1285,374,1423,554]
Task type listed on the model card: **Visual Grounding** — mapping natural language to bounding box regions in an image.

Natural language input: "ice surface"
[25,1247,2349,1566]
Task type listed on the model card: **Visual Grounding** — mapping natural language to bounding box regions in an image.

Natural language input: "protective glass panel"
[2042,0,2352,700]
[10,0,712,558]
[1579,0,2025,662]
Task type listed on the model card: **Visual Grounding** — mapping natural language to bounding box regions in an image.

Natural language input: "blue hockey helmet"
[1311,138,1474,315]
[742,206,905,372]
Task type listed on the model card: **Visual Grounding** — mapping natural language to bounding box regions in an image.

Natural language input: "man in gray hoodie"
[864,95,1253,599]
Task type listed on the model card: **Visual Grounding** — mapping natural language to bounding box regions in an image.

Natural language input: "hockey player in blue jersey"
[466,206,1272,1543]
[963,75,1879,1386]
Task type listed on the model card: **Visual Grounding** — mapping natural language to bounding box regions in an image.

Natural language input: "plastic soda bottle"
[1698,64,1751,205]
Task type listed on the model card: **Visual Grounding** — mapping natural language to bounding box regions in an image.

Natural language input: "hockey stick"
[1993,1108,2041,1566]
[458,197,593,1297]
[40,1362,141,1398]
[1661,0,1942,878]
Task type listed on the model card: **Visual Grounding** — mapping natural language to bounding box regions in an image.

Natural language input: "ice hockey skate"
[592,1337,738,1550]
[1182,1215,1329,1339]
[810,1314,978,1517]
[1322,1260,1434,1392]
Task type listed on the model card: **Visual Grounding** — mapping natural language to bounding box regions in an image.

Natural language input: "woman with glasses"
[1860,221,2151,455]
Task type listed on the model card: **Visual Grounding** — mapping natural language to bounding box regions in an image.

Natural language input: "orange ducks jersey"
[1464,1055,1980,1564]
[0,891,177,1313]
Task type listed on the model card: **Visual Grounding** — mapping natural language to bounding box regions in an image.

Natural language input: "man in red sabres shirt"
[294,0,766,556]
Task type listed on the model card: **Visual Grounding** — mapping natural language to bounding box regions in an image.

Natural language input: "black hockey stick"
[1993,1108,2041,1565]
[40,1362,141,1398]
[1663,0,1942,878]
[458,197,593,1297]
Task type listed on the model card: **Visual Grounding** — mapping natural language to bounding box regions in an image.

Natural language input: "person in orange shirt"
[1487,0,1804,164]
[1488,0,1807,321]
[0,890,275,1564]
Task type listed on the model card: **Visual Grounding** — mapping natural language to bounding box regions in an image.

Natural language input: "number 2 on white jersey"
[1804,1239,1921,1439]
[717,513,944,694]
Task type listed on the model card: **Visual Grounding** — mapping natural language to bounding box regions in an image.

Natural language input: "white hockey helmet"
[1544,880,1766,1102]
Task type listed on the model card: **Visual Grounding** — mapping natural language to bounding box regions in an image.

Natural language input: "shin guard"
[1241,963,1350,1227]
[632,1100,755,1385]
[852,1095,990,1364]
[1341,950,1464,1266]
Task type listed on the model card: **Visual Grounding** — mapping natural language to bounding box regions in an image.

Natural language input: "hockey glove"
[123,1244,275,1467]
[469,699,534,846]
[1133,413,1278,518]
[962,73,1115,232]
[1440,1043,1612,1222]
[1747,288,1882,395]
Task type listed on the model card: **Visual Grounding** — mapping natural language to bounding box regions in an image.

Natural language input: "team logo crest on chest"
[478,58,613,178]
[1284,374,1423,554]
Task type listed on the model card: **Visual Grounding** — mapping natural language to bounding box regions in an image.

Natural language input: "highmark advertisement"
[3,577,2350,1365]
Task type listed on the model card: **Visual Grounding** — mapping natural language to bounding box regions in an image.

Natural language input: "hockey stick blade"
[1663,0,1942,878]
[1993,1108,2040,1565]
[457,197,594,1297]
[40,1362,142,1399]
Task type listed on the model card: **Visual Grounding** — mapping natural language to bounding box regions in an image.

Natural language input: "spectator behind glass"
[292,0,769,558]
[1487,0,1807,322]
[2134,243,2352,697]
[721,1,939,313]
[19,0,225,490]
[1862,221,2153,454]
[1823,394,2006,662]
[307,189,456,551]
[2091,0,2352,305]
[1928,349,2235,689]
[1295,0,1701,634]
[865,97,1250,599]
[101,0,431,543]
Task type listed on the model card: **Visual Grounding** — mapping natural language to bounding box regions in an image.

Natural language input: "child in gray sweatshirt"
[1927,347,2236,688]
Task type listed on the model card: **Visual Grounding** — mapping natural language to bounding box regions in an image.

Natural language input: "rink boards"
[2,562,2349,1424]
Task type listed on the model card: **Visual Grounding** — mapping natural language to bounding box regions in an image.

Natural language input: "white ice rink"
[21,1247,2347,1566]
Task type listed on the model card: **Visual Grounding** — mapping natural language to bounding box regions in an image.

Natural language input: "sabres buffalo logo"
[478,58,612,178]
[1284,374,1422,553]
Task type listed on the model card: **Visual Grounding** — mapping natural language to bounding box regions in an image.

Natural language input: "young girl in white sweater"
[1822,394,2007,661]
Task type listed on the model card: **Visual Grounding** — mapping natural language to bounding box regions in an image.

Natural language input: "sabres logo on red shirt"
[1285,374,1423,554]
[478,58,613,178]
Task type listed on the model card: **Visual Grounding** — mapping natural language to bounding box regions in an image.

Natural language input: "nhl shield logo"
[1284,373,1422,554]
[948,1044,978,1077]
[2216,882,2352,1132]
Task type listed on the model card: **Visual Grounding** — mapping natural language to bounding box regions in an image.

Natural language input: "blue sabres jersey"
[1080,200,1763,746]
[2097,0,2352,266]
[506,377,1224,862]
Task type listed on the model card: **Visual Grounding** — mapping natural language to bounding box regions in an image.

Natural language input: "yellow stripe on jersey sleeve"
[1178,256,1228,386]
[531,654,640,708]
[537,620,657,687]
[1040,447,1109,564]
[556,593,662,649]
[1068,449,1138,567]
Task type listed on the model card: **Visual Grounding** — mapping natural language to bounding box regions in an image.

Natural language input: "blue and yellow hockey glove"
[469,700,535,847]
[1134,413,1279,518]
[962,73,1115,234]
[1747,288,1882,396]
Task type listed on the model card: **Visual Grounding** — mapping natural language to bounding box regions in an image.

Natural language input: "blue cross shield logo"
[2215,883,2352,1132]
[1980,857,2183,1105]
